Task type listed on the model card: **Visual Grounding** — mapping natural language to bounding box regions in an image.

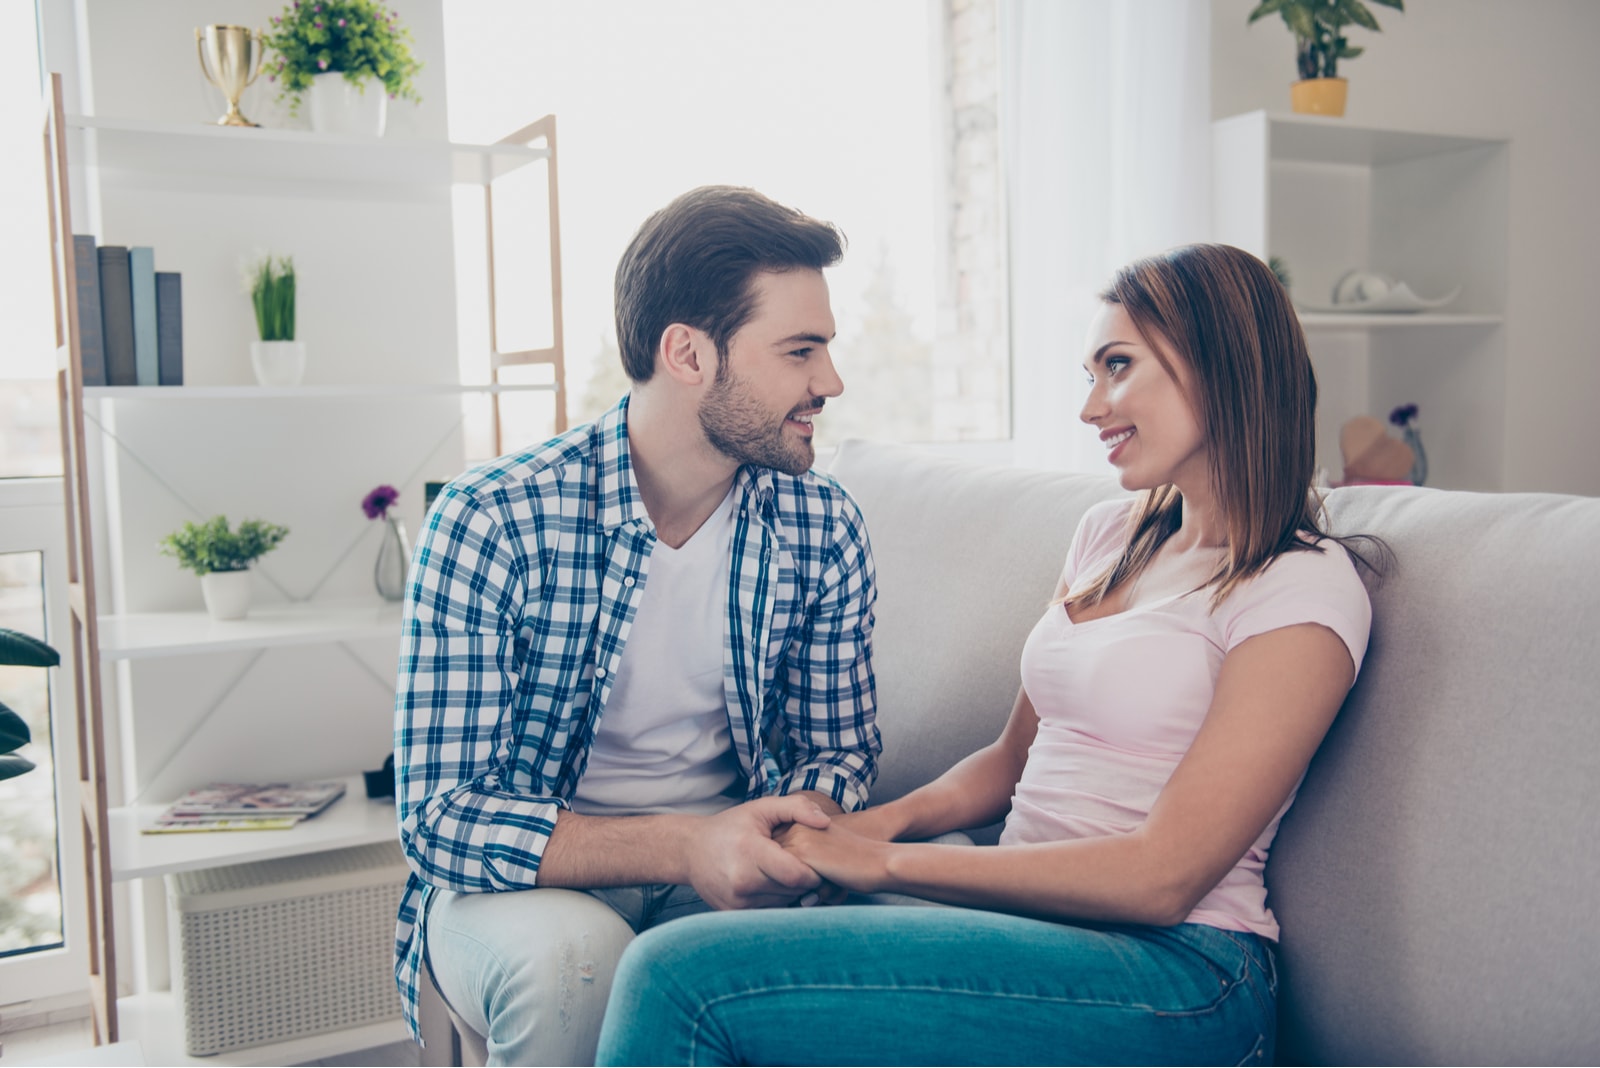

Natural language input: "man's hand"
[686,795,832,910]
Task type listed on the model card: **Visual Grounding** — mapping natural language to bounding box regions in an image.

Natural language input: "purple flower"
[1389,404,1419,428]
[337,17,346,26]
[362,485,400,520]
[317,57,329,69]
[314,21,323,29]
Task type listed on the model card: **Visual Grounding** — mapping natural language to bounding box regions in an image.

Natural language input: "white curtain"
[1003,0,1213,473]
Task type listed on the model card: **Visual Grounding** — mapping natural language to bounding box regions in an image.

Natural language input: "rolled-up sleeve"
[394,487,562,890]
[776,490,880,812]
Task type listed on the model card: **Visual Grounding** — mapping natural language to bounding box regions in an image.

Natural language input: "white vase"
[200,570,252,621]
[307,71,388,138]
[250,340,306,387]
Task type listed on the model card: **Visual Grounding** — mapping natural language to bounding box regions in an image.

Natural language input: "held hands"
[775,819,892,895]
[686,795,832,911]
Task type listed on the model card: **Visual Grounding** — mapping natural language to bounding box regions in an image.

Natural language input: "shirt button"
[623,576,635,587]
[595,666,608,679]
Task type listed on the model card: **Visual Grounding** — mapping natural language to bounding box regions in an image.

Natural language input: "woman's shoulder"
[1218,539,1373,668]
[1073,496,1138,551]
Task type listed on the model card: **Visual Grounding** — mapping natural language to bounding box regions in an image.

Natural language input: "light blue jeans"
[595,907,1277,1066]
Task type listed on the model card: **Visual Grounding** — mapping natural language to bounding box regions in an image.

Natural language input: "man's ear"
[658,323,713,386]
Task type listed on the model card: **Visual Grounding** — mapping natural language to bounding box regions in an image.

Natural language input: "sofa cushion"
[1271,485,1600,1065]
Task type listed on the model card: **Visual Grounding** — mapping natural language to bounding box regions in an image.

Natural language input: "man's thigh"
[425,887,640,1067]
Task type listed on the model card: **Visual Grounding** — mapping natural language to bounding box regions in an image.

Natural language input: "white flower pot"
[250,340,306,387]
[200,570,252,621]
[307,71,388,138]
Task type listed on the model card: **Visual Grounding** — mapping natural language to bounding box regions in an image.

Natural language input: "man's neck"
[626,390,740,549]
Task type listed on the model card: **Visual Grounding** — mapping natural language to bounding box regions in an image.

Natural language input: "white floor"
[0,1016,422,1067]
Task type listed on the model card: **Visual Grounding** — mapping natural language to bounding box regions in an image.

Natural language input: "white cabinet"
[1212,110,1509,490]
[43,73,564,1060]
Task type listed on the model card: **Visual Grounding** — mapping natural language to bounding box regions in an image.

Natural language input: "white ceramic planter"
[200,569,252,621]
[250,340,306,387]
[307,71,388,138]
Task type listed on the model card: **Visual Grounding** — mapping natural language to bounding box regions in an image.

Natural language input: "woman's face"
[1080,302,1208,494]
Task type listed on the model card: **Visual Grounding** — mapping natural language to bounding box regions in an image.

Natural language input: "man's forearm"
[534,810,700,888]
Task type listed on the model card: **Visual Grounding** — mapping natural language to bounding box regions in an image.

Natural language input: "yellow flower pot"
[1291,77,1348,117]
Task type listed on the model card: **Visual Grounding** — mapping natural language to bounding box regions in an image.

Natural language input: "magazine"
[142,780,347,834]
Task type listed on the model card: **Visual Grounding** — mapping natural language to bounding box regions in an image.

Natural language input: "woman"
[595,244,1381,1067]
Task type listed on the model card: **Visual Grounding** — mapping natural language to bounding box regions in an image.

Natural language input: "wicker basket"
[166,840,408,1056]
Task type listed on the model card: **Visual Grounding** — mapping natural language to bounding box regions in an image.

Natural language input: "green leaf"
[1285,5,1317,40]
[0,753,38,781]
[1339,0,1382,32]
[0,627,60,668]
[0,706,31,752]
[1247,0,1288,25]
[1368,0,1404,10]
[1339,44,1365,59]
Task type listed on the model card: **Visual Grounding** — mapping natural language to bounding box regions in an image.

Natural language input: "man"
[393,185,880,1065]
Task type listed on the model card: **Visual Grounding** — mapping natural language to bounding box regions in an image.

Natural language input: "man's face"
[698,269,842,476]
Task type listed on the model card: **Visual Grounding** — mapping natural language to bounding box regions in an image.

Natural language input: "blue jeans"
[595,906,1276,1066]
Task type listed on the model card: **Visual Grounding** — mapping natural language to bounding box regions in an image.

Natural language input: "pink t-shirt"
[998,498,1372,941]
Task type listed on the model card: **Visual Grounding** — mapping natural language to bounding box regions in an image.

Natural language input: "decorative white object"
[1301,272,1463,314]
[199,570,252,621]
[374,518,410,602]
[249,339,306,386]
[307,72,387,138]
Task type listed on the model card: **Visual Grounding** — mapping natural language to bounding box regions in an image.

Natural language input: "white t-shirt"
[570,488,744,817]
[999,498,1372,941]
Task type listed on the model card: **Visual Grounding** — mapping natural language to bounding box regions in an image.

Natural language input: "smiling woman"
[443,0,1008,453]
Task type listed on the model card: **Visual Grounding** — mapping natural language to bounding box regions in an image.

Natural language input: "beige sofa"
[829,439,1600,1066]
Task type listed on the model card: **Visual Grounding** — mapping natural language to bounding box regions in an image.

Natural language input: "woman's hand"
[775,822,893,895]
[830,804,906,843]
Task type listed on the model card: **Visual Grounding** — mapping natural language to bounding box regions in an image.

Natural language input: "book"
[129,246,158,386]
[72,235,107,387]
[155,271,183,386]
[97,245,136,386]
[141,780,348,835]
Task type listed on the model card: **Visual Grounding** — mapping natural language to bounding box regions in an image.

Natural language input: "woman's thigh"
[597,906,1275,1067]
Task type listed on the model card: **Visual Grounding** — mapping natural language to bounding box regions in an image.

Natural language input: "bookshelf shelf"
[107,775,398,882]
[96,598,402,661]
[83,382,557,400]
[68,114,546,187]
[1296,312,1505,331]
[117,990,407,1066]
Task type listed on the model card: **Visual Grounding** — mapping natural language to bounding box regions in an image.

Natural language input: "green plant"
[0,628,58,782]
[263,0,423,114]
[1268,255,1292,290]
[249,255,297,342]
[160,516,290,576]
[1248,0,1404,81]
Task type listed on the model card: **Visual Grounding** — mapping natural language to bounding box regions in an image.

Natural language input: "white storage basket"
[166,840,409,1056]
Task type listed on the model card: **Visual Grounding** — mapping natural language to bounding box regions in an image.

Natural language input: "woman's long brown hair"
[1066,243,1385,613]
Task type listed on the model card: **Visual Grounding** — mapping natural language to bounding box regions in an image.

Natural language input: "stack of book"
[143,780,347,834]
[71,234,183,388]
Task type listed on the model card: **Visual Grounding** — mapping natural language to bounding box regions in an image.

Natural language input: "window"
[442,0,1007,456]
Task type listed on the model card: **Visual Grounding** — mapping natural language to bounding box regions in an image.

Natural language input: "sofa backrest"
[830,439,1600,1066]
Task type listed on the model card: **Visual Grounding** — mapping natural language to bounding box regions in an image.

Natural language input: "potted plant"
[361,483,411,602]
[160,516,290,621]
[262,0,423,137]
[1248,0,1404,117]
[0,628,58,783]
[246,253,304,387]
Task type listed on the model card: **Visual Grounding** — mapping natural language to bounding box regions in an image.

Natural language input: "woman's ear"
[657,323,712,386]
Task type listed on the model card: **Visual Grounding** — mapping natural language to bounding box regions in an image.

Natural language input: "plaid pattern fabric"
[392,396,880,1038]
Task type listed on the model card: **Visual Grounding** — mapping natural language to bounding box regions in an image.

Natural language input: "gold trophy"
[195,25,265,127]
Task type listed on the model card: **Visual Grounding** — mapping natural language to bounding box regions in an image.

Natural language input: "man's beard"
[698,366,818,477]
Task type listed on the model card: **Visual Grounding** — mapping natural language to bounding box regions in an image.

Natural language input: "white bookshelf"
[1213,110,1510,490]
[107,774,398,882]
[83,382,556,401]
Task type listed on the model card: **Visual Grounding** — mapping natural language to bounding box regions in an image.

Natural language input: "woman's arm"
[782,621,1355,925]
[835,682,1040,843]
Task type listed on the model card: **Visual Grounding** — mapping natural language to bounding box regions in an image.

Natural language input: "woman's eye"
[1105,356,1130,377]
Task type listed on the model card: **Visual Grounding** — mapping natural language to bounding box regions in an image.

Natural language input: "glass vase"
[375,517,411,602]
[1403,426,1428,486]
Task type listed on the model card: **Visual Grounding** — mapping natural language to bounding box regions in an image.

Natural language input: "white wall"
[1212,0,1600,496]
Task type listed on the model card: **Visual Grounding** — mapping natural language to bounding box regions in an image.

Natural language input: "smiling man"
[392,186,880,1065]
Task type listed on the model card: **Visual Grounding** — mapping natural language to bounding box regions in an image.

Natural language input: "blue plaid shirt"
[392,396,880,1038]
